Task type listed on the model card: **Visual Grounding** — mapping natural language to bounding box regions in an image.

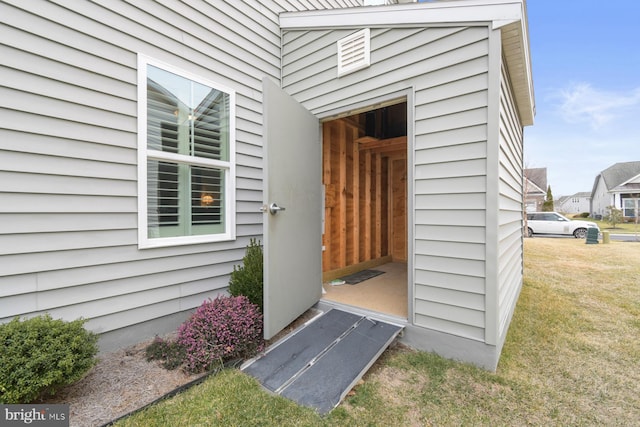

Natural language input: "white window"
[623,198,637,218]
[137,55,236,248]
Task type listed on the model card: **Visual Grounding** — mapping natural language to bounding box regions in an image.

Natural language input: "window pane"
[623,199,635,217]
[191,166,225,235]
[147,160,181,238]
[147,160,225,237]
[193,91,229,161]
[146,65,229,160]
[147,68,182,154]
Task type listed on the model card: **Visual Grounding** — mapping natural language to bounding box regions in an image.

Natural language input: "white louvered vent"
[337,28,370,77]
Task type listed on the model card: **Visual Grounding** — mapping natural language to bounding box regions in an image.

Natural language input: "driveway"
[609,234,640,242]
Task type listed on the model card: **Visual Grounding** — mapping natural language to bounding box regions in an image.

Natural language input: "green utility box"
[586,227,599,244]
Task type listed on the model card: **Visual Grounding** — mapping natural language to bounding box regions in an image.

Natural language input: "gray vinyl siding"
[496,60,524,344]
[0,0,360,335]
[282,25,491,341]
[591,176,612,216]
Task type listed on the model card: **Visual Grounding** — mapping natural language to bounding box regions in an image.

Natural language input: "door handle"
[269,203,285,215]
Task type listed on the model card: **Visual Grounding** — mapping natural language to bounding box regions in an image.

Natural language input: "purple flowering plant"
[176,295,264,373]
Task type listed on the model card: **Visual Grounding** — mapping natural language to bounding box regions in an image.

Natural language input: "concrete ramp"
[242,309,403,414]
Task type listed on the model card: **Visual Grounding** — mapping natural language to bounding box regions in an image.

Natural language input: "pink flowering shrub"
[176,295,264,373]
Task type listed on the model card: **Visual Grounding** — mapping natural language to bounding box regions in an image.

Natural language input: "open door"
[262,77,322,339]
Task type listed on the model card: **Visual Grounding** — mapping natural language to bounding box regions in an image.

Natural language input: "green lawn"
[595,219,640,234]
[116,239,640,426]
[566,214,640,234]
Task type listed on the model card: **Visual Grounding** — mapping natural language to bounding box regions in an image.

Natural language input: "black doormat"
[339,269,384,285]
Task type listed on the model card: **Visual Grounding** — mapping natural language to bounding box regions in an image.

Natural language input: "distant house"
[556,192,591,215]
[591,161,640,220]
[524,168,547,212]
[0,0,534,371]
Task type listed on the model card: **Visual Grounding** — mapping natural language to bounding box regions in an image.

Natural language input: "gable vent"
[337,28,370,77]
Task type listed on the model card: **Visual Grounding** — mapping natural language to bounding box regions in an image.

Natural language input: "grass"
[595,219,640,234]
[116,239,640,426]
[566,214,640,234]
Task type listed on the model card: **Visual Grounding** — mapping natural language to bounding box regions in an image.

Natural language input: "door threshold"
[317,299,408,328]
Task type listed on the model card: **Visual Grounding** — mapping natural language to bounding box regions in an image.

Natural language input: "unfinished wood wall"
[322,118,406,279]
[390,156,407,262]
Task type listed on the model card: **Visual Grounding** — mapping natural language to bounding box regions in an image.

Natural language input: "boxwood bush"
[228,239,263,312]
[0,315,98,403]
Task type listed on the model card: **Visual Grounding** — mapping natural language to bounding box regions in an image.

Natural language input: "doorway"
[320,101,408,318]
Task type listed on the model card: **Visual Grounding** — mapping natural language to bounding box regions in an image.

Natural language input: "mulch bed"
[40,308,321,427]
[42,334,205,427]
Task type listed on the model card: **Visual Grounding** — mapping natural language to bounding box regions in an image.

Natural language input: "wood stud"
[322,118,407,281]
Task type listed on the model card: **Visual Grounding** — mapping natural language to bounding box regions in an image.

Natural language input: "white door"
[262,77,322,339]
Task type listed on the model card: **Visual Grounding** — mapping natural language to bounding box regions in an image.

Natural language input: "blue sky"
[524,1,640,197]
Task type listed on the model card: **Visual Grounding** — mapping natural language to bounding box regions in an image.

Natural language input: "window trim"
[137,54,236,248]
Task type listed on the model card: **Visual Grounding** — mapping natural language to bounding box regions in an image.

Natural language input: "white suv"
[526,212,600,239]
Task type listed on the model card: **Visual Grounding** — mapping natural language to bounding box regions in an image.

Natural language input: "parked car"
[526,212,600,239]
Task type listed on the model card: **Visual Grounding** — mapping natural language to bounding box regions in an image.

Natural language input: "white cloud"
[554,83,640,129]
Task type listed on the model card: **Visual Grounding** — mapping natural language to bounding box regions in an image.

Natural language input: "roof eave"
[281,1,525,29]
[525,177,545,195]
[500,18,534,126]
[619,172,640,187]
[500,0,534,126]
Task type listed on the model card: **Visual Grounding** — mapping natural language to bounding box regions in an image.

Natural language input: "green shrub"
[579,212,590,218]
[145,336,186,370]
[605,205,623,228]
[0,315,98,403]
[228,239,263,311]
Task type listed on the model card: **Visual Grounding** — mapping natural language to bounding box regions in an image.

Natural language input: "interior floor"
[321,262,407,318]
